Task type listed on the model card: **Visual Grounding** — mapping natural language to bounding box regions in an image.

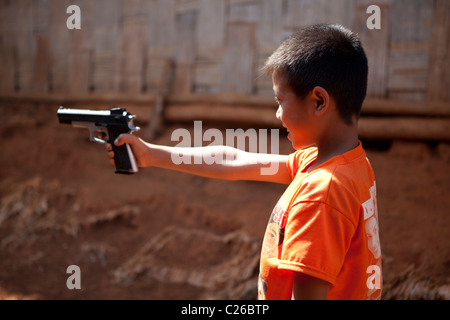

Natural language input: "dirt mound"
[114,226,260,299]
[0,101,449,300]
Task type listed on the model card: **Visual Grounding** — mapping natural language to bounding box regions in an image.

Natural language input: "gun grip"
[112,143,138,174]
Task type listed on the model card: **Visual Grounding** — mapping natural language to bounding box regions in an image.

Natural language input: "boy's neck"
[308,121,360,172]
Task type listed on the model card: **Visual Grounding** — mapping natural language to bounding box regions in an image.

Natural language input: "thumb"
[114,133,134,146]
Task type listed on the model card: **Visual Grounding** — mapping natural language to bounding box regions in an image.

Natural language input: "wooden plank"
[0,1,16,93]
[68,0,93,94]
[165,103,279,128]
[0,45,15,94]
[257,0,283,50]
[92,52,120,93]
[284,0,356,30]
[320,0,357,27]
[92,0,120,51]
[120,19,146,93]
[386,0,433,102]
[49,0,70,93]
[427,0,450,102]
[255,50,274,95]
[361,98,449,116]
[164,103,450,141]
[147,0,176,57]
[386,92,426,103]
[196,0,225,51]
[145,57,174,94]
[145,58,174,140]
[33,35,50,94]
[390,0,434,44]
[194,54,222,93]
[173,65,193,95]
[15,0,34,93]
[354,1,391,98]
[173,11,197,94]
[91,0,120,93]
[284,0,317,29]
[229,1,260,23]
[194,44,223,94]
[1,89,448,118]
[387,48,428,91]
[32,0,50,94]
[33,0,50,34]
[228,0,258,5]
[69,40,92,94]
[145,95,165,140]
[122,0,146,18]
[221,23,256,94]
[167,93,277,107]
[175,0,198,13]
[175,11,197,65]
[358,117,450,141]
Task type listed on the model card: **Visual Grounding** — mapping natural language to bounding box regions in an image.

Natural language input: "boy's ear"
[311,86,330,115]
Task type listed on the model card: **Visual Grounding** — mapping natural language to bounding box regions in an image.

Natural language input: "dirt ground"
[0,101,449,300]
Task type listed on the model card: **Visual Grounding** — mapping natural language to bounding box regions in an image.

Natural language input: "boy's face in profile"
[272,70,319,150]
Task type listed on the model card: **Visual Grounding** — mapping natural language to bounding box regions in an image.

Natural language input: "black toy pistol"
[57,107,139,174]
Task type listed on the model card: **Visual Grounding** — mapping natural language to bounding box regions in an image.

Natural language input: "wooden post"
[358,117,450,141]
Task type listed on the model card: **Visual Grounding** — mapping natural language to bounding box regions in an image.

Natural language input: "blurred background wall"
[0,0,449,140]
[0,0,448,100]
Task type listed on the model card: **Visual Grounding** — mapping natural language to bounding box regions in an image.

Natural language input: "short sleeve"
[287,151,301,179]
[286,148,315,180]
[278,201,356,285]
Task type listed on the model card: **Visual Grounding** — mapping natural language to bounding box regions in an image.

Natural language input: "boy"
[105,24,382,300]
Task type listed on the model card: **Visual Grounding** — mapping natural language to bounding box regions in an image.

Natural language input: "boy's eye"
[274,96,281,104]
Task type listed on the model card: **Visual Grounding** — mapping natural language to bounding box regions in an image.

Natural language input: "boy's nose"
[276,106,282,120]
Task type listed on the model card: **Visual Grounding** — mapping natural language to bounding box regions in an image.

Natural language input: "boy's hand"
[105,134,149,168]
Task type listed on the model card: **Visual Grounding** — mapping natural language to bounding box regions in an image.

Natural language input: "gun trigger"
[90,130,108,145]
[91,135,107,144]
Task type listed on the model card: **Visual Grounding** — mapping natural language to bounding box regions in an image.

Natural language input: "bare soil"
[0,101,449,300]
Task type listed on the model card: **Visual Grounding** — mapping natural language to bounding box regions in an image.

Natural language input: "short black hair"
[264,24,368,125]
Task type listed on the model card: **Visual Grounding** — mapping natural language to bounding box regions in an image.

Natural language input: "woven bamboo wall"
[0,0,449,111]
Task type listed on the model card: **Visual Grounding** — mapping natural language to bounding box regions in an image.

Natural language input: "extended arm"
[106,134,292,184]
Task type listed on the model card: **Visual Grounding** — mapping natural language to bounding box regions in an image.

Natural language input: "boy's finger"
[114,133,133,146]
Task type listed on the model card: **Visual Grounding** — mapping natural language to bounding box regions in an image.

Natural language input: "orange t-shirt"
[258,143,382,300]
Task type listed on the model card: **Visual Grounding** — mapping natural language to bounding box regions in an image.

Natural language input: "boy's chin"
[288,133,302,150]
[291,140,315,151]
[286,133,315,150]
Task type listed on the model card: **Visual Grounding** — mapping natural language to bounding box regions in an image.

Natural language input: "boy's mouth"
[282,124,292,140]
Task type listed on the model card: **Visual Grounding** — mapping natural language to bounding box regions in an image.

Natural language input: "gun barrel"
[57,107,134,125]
